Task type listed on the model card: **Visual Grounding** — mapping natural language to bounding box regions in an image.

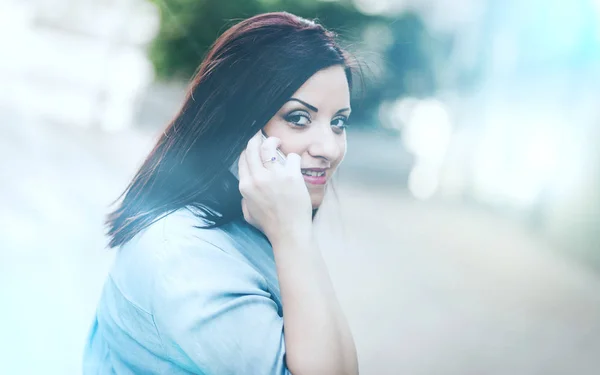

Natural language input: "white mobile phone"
[229,131,286,180]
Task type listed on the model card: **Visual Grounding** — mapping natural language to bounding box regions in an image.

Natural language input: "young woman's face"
[263,65,351,208]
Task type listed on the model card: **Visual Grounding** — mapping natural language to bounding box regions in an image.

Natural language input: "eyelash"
[284,111,311,126]
[331,116,349,130]
[284,111,350,132]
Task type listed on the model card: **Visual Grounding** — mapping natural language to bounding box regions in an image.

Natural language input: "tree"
[146,0,442,126]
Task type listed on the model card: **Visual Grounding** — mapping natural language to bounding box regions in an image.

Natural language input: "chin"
[310,194,324,209]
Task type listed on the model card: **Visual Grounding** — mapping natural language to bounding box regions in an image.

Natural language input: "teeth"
[302,170,325,177]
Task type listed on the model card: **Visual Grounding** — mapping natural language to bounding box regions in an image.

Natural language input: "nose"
[307,125,343,163]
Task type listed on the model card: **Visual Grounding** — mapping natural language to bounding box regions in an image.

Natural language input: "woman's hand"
[239,131,359,375]
[238,131,313,245]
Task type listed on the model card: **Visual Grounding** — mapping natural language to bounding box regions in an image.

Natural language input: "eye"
[331,116,349,132]
[285,110,311,127]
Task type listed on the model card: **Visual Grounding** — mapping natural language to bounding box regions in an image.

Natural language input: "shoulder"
[101,209,287,374]
[109,207,268,312]
[160,207,234,251]
[115,207,235,269]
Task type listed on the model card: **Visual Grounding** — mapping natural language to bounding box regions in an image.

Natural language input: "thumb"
[285,153,301,174]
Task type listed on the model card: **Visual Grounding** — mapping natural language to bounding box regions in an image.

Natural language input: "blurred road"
[2,106,600,374]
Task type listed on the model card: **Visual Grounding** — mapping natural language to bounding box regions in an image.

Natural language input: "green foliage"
[147,0,449,125]
[148,0,370,80]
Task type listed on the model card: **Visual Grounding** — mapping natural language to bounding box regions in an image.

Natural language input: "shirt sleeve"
[150,226,290,375]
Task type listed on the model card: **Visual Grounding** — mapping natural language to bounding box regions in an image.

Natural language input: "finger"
[260,136,283,171]
[285,152,302,174]
[245,131,267,177]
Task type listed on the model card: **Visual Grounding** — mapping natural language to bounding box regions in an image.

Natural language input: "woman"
[84,12,359,375]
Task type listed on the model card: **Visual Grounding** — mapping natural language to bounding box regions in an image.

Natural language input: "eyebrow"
[287,98,351,115]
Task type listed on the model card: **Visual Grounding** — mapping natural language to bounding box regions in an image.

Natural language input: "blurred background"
[1,0,600,374]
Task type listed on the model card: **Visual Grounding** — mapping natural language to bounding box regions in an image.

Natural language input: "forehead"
[290,65,350,109]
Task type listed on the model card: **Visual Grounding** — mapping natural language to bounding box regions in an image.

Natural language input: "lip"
[301,168,328,186]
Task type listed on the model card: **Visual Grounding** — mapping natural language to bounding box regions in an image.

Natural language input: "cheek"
[262,117,281,139]
[262,119,305,153]
[333,137,347,166]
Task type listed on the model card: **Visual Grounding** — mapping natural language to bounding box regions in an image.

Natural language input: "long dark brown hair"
[106,12,356,248]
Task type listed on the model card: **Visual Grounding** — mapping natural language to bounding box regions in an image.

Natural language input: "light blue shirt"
[83,207,290,374]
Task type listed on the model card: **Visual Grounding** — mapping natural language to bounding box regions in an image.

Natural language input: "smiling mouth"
[300,168,328,185]
[301,169,326,177]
